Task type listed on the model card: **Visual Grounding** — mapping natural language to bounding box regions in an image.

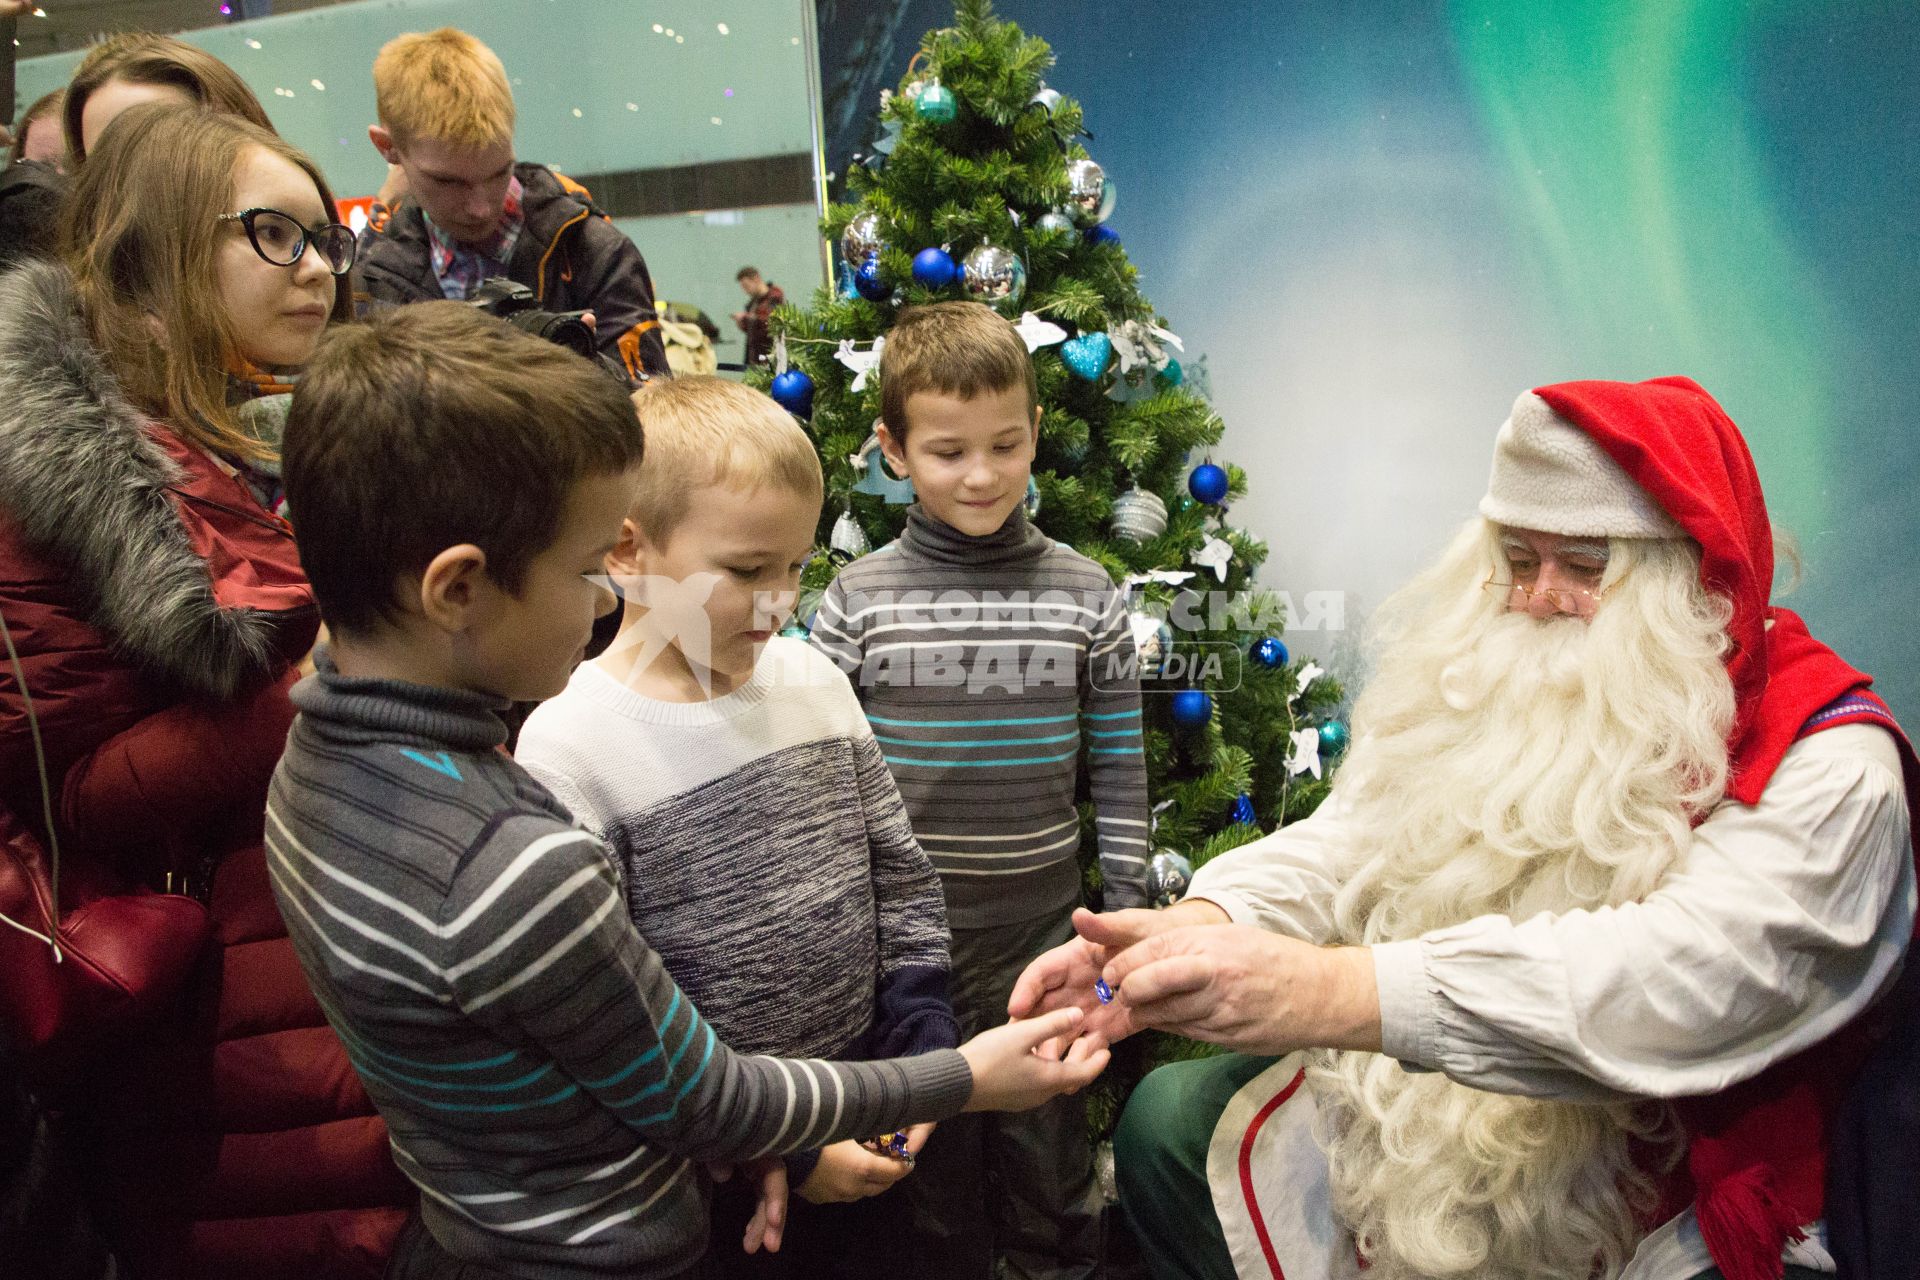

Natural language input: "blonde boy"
[358,26,668,382]
[517,377,961,1274]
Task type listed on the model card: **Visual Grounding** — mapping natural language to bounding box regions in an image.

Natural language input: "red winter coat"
[0,261,410,1278]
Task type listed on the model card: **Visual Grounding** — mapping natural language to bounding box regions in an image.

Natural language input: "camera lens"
[505,310,595,359]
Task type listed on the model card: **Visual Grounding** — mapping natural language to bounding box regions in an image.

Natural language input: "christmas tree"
[761,0,1347,1133]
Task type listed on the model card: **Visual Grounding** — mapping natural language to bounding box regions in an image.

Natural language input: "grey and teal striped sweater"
[811,506,1152,927]
[266,658,973,1278]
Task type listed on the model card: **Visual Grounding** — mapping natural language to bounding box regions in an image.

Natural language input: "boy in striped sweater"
[517,377,960,1276]
[810,302,1152,1279]
[270,303,1106,1280]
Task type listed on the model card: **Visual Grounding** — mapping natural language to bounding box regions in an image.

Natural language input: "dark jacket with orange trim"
[355,161,669,384]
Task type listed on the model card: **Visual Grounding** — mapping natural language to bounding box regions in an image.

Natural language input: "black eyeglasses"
[218,207,357,276]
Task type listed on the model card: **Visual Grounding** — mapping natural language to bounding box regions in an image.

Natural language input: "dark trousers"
[897,908,1103,1280]
[706,1168,904,1279]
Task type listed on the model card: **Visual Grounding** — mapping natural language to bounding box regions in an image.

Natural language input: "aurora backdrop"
[819,0,1918,721]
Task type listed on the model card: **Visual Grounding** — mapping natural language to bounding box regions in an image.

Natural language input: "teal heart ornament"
[1061,331,1113,381]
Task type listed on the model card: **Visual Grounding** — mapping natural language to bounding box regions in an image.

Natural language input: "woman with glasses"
[0,105,409,1278]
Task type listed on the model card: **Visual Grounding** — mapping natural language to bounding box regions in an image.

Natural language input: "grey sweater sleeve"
[1082,581,1152,908]
[455,814,974,1159]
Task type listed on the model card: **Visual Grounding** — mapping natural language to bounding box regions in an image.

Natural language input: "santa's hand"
[1008,903,1231,1049]
[1005,912,1142,1048]
[1102,925,1382,1055]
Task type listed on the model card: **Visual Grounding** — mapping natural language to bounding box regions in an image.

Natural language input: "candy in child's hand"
[1094,978,1114,1005]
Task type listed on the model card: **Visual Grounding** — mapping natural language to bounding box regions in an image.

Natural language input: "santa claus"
[1011,378,1916,1280]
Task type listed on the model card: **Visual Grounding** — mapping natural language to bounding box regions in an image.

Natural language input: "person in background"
[60,31,272,164]
[734,266,784,366]
[7,89,63,167]
[356,27,669,384]
[0,104,411,1278]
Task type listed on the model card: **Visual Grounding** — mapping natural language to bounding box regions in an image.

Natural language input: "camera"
[467,277,595,359]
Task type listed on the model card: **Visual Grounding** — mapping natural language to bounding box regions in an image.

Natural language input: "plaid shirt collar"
[424,174,526,300]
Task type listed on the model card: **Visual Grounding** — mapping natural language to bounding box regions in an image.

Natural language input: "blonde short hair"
[879,301,1037,441]
[373,28,515,147]
[629,377,824,544]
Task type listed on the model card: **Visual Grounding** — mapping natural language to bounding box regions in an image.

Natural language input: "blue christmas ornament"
[915,80,958,123]
[854,254,890,301]
[1060,331,1112,381]
[1156,358,1184,389]
[1170,689,1213,728]
[1188,462,1229,506]
[769,368,814,418]
[1230,793,1257,826]
[1250,637,1288,670]
[911,246,958,289]
[1084,223,1120,246]
[836,259,859,300]
[1318,718,1351,756]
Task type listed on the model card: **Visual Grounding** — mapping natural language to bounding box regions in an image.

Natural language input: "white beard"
[1308,525,1736,1280]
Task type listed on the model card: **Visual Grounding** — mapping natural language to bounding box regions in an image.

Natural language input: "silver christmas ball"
[842,211,885,264]
[1030,86,1064,116]
[960,245,1027,312]
[1129,609,1174,671]
[830,509,871,558]
[1109,486,1168,543]
[1036,210,1076,236]
[1065,158,1113,226]
[1147,849,1194,908]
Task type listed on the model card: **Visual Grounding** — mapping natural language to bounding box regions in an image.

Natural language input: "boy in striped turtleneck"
[811,302,1150,1280]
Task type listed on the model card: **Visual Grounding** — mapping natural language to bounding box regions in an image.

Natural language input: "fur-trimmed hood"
[0,259,299,701]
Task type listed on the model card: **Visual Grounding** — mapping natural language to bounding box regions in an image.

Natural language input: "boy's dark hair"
[283,302,643,635]
[878,301,1037,442]
[735,266,762,281]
